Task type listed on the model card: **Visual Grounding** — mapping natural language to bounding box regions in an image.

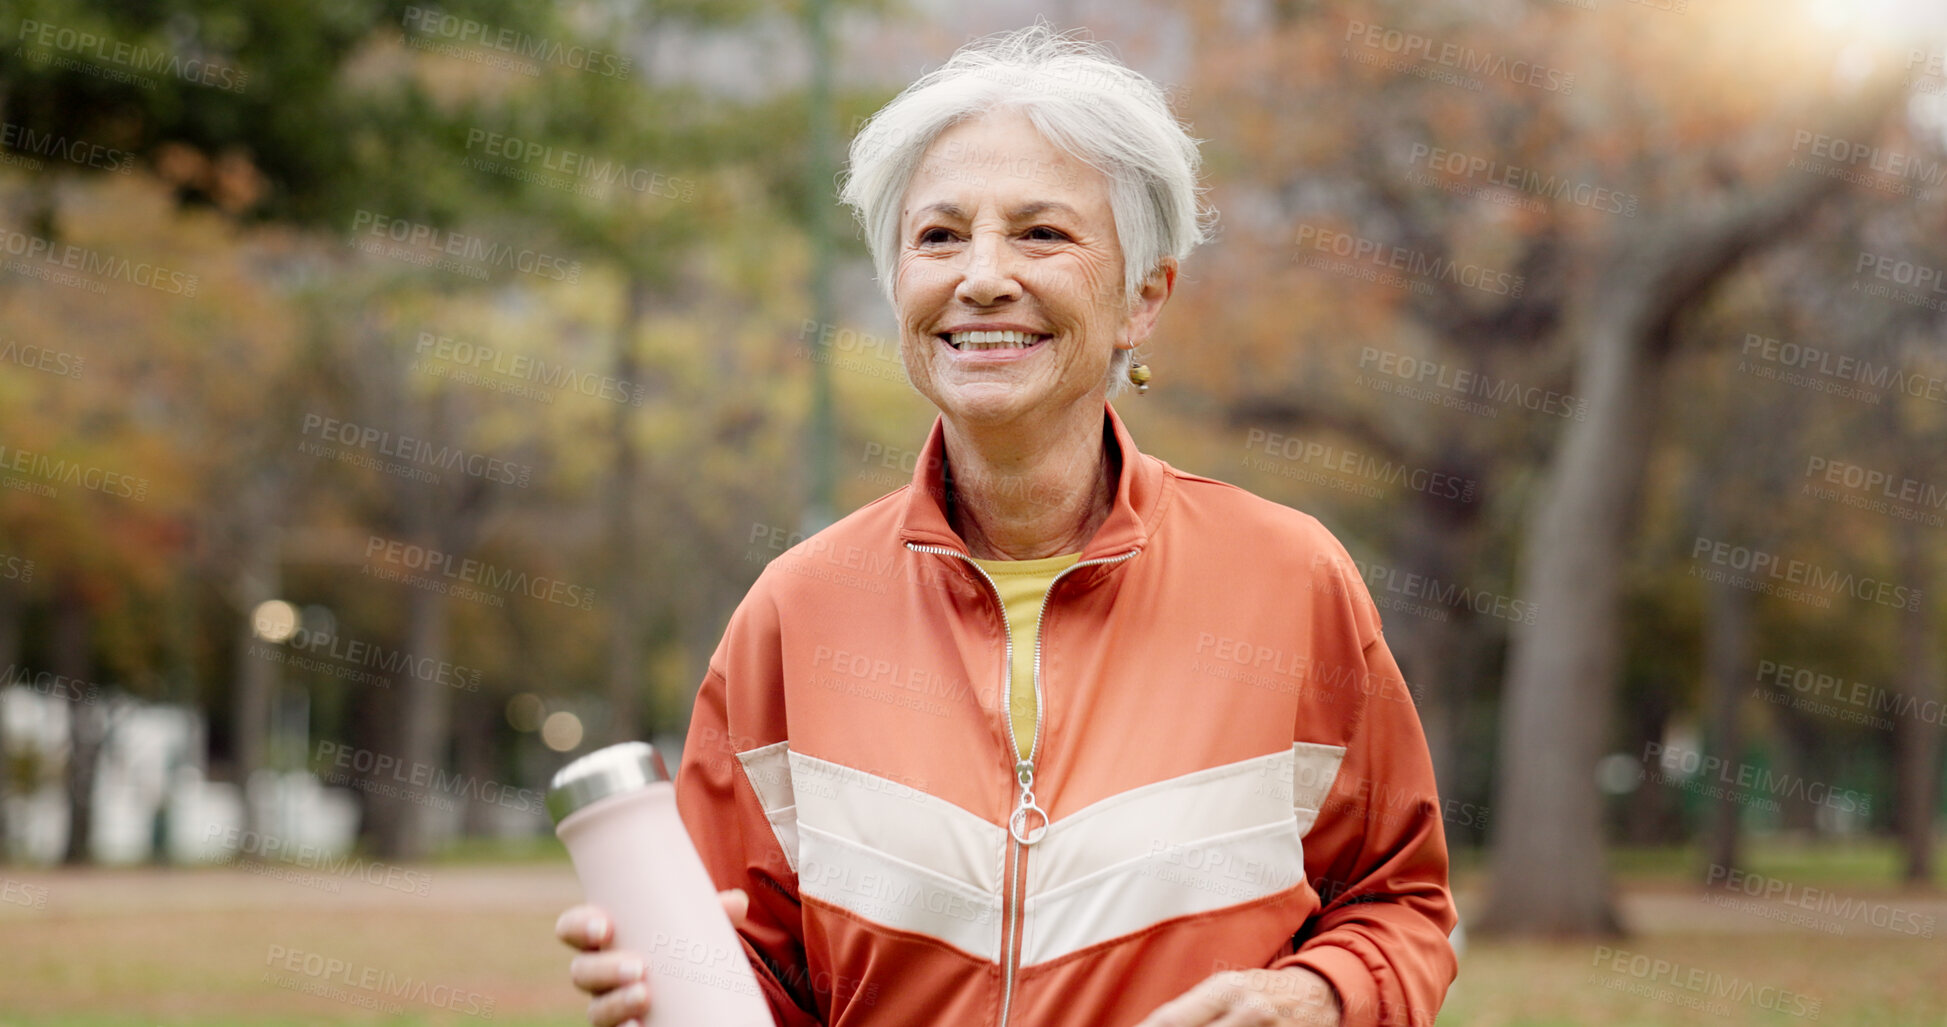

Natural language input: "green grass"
[0,840,1941,1026]
[1442,931,1946,1026]
[1606,840,1947,888]
[1449,837,1947,889]
[425,834,569,866]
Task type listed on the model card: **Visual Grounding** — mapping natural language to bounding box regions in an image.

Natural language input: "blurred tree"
[1155,0,1930,933]
[1,0,895,858]
[1865,308,1947,884]
[1488,156,1865,933]
[0,0,563,850]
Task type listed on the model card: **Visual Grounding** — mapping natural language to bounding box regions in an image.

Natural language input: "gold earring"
[1128,362,1151,394]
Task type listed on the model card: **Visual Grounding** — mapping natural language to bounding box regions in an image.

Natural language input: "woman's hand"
[1133,966,1343,1027]
[555,888,751,1027]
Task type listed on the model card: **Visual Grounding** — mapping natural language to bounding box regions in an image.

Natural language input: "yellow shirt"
[969,551,1083,760]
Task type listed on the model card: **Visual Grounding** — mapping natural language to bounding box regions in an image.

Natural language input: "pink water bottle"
[548,742,774,1027]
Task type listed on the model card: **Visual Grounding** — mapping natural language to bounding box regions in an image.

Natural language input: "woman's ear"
[1123,258,1178,349]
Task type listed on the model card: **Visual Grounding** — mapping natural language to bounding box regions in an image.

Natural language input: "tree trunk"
[605,276,652,744]
[1770,709,1824,836]
[344,324,500,858]
[1478,159,1855,935]
[1478,301,1663,935]
[229,476,283,835]
[368,509,453,860]
[349,660,400,850]
[456,692,498,836]
[1394,613,1458,809]
[1892,502,1938,883]
[0,579,18,859]
[55,583,99,866]
[1386,490,1477,826]
[398,576,451,858]
[1701,577,1752,881]
[1620,693,1679,847]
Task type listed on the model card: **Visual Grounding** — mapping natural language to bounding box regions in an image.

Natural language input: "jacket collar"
[896,400,1161,560]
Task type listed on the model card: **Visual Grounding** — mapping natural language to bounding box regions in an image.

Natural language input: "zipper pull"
[1009,759,1049,845]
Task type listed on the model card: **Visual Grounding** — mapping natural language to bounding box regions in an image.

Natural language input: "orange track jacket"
[676,401,1458,1027]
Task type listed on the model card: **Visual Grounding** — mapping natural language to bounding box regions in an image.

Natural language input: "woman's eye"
[918,227,956,244]
[1025,226,1067,241]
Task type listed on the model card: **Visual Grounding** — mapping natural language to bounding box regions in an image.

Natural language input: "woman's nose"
[953,231,1022,306]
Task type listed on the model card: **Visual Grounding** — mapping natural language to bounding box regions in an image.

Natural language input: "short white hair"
[838,22,1213,395]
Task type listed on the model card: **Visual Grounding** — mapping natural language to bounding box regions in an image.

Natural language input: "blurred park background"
[2,0,1946,1023]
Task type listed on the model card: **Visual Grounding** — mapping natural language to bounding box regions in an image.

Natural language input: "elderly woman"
[558,24,1456,1027]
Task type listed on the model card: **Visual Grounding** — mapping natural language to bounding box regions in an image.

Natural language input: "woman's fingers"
[562,892,745,1025]
[720,888,749,928]
[583,974,652,1027]
[570,951,649,995]
[555,904,614,951]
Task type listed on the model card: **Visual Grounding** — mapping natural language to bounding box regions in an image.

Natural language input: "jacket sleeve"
[1268,581,1458,1026]
[675,598,824,1026]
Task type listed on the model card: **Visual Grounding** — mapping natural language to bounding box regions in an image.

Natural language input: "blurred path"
[0,861,581,914]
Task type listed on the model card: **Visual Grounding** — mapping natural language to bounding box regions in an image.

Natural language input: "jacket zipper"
[906,541,1140,1026]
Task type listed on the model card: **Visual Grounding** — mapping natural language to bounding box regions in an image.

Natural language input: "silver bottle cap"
[547,741,672,825]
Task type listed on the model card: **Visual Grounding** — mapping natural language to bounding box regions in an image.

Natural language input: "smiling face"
[893,107,1173,432]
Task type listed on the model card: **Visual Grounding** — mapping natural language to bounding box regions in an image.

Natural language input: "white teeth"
[946,330,1045,350]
